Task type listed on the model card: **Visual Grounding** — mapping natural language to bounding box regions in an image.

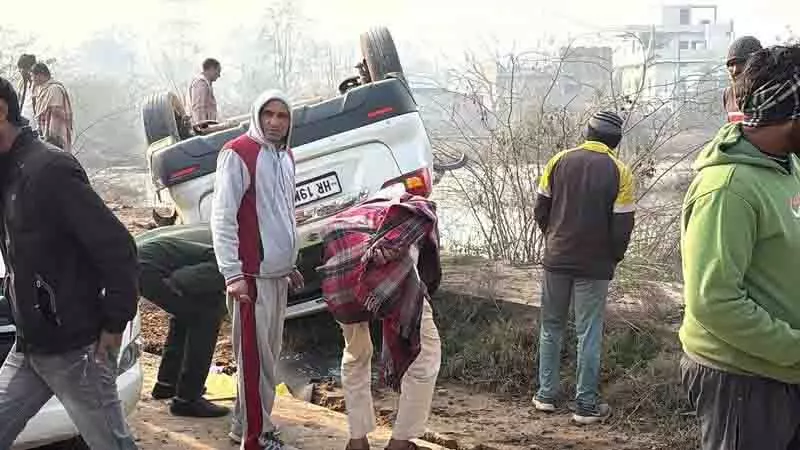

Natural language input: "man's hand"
[227,279,252,303]
[287,269,304,292]
[365,247,402,266]
[95,330,123,365]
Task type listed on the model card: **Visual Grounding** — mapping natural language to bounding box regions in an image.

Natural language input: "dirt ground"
[119,205,682,450]
[133,353,445,450]
[134,351,661,450]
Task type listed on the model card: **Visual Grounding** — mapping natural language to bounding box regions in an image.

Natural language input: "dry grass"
[431,290,696,448]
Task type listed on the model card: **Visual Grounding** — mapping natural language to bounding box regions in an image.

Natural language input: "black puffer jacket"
[0,130,138,354]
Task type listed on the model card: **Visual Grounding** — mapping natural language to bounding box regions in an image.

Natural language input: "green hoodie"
[680,123,800,383]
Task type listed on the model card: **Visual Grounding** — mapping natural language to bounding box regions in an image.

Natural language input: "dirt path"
[133,353,667,450]
[120,205,683,450]
[132,354,445,450]
[374,385,660,450]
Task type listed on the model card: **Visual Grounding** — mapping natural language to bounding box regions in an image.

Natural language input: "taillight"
[168,166,198,182]
[382,168,433,197]
[368,107,394,119]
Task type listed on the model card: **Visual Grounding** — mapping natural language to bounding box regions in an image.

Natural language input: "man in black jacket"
[0,77,139,449]
[137,230,229,418]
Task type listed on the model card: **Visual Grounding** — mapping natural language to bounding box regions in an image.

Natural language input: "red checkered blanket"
[317,193,440,390]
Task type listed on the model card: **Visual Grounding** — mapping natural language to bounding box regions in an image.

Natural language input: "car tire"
[142,92,186,145]
[359,27,406,84]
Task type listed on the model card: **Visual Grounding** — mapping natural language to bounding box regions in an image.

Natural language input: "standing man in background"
[723,36,762,123]
[15,54,38,134]
[188,58,221,126]
[31,63,73,152]
[532,111,635,424]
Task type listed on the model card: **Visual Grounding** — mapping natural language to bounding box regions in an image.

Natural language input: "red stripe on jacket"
[227,134,263,450]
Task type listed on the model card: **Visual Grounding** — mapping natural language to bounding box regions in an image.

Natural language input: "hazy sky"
[8,0,799,57]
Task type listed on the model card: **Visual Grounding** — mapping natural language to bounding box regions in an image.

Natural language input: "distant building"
[614,4,733,104]
[408,74,490,138]
[494,46,614,123]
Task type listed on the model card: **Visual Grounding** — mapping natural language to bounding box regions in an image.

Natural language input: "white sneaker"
[229,428,282,445]
[572,403,611,425]
[228,431,242,444]
[532,397,557,412]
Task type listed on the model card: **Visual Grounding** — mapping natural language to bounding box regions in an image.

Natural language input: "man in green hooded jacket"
[680,44,800,449]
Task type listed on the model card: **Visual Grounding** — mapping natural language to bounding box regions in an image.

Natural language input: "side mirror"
[432,153,468,172]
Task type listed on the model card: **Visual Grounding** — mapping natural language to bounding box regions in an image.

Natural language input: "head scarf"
[741,71,800,128]
[246,89,293,148]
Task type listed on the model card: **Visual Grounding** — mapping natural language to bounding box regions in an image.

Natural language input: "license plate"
[295,172,342,207]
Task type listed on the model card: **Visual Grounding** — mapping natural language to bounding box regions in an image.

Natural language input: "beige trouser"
[340,299,442,441]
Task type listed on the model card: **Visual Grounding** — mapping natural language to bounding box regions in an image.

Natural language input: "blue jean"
[536,270,609,411]
[0,342,138,449]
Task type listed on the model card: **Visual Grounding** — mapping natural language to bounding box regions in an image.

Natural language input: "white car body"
[148,79,436,319]
[0,257,144,450]
[168,111,433,225]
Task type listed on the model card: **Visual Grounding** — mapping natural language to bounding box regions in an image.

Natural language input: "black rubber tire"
[141,92,185,145]
[360,27,406,84]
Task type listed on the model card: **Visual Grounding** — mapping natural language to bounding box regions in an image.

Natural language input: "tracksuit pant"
[229,277,288,450]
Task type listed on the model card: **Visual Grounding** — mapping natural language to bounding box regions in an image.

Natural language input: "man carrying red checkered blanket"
[318,191,442,450]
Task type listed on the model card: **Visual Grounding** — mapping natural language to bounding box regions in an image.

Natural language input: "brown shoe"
[346,437,371,450]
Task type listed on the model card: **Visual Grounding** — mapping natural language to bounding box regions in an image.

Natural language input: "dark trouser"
[140,264,225,400]
[681,355,800,450]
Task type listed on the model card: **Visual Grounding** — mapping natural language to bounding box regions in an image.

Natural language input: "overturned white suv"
[140,27,464,319]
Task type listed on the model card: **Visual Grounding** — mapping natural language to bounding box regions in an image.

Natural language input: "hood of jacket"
[246,89,293,150]
[693,122,790,174]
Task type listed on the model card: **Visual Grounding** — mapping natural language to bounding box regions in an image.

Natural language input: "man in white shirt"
[187,58,221,126]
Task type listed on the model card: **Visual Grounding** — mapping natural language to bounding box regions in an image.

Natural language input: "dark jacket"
[136,234,225,298]
[533,141,635,280]
[0,130,138,354]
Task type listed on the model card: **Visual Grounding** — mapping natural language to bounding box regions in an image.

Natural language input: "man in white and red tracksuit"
[211,89,303,450]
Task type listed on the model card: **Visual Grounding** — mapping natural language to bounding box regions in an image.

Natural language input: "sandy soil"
[119,205,680,450]
[132,352,663,450]
[132,353,444,450]
[372,386,661,450]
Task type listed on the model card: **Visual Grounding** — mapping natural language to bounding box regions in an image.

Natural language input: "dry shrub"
[432,290,695,442]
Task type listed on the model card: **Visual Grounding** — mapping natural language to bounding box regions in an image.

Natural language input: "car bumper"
[11,361,143,449]
[286,294,327,320]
